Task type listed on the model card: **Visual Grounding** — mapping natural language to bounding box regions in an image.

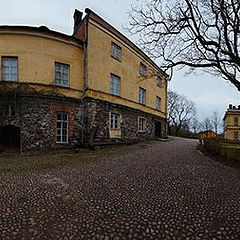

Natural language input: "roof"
[0,25,83,46]
[223,109,240,121]
[197,130,216,135]
[84,8,168,78]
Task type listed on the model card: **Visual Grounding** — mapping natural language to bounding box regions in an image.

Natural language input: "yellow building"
[0,8,168,153]
[197,130,217,140]
[224,104,240,141]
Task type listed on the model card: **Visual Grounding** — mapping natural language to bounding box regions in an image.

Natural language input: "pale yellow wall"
[0,32,84,98]
[86,20,167,118]
[224,112,240,140]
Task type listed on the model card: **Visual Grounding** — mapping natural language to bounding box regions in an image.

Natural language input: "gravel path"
[1,137,240,239]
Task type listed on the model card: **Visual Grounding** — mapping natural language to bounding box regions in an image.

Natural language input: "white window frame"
[111,42,122,60]
[156,96,161,110]
[139,63,147,77]
[54,62,70,87]
[110,73,120,96]
[139,87,146,105]
[110,112,121,129]
[56,112,68,143]
[138,117,146,132]
[2,57,18,81]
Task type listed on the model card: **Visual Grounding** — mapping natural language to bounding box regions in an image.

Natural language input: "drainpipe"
[79,17,89,146]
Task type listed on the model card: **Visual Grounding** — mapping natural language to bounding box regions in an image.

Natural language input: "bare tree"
[211,111,221,134]
[128,0,240,91]
[200,117,213,137]
[191,116,201,135]
[168,91,196,136]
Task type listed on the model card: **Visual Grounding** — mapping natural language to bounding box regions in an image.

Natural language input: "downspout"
[80,16,89,146]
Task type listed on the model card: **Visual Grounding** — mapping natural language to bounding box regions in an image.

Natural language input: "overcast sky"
[0,0,239,125]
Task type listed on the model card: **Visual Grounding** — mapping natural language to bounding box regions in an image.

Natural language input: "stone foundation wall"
[84,98,167,146]
[0,92,84,152]
[0,93,167,152]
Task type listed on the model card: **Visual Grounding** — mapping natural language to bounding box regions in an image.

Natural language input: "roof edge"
[84,8,168,78]
[0,25,83,46]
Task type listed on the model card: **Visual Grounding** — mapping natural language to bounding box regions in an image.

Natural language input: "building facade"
[224,104,240,141]
[0,9,168,153]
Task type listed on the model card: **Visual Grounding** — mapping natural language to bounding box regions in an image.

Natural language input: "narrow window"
[3,104,15,117]
[156,96,161,110]
[56,112,68,143]
[2,57,18,81]
[234,131,239,141]
[111,42,122,60]
[139,87,146,104]
[138,117,146,132]
[156,76,162,86]
[110,113,120,129]
[54,62,69,86]
[234,117,238,126]
[110,74,120,96]
[139,63,147,77]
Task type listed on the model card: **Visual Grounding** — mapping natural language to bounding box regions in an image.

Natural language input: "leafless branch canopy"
[128,0,240,90]
[168,90,196,136]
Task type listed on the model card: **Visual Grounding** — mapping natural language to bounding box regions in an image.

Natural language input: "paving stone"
[1,137,240,239]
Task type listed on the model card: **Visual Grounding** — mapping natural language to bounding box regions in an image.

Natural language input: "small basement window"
[110,112,121,129]
[56,112,68,143]
[138,117,146,132]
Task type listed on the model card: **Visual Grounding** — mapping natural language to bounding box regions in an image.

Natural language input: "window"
[139,63,147,77]
[110,74,120,96]
[56,112,68,143]
[138,117,146,132]
[54,62,69,86]
[2,57,18,81]
[234,131,239,141]
[111,42,122,60]
[3,104,15,117]
[139,87,146,104]
[234,117,238,126]
[110,113,120,129]
[156,77,162,86]
[156,96,161,110]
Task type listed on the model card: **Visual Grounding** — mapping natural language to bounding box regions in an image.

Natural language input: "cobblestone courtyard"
[1,137,240,239]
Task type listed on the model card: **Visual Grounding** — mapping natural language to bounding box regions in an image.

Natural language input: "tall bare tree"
[191,116,201,135]
[211,111,222,134]
[168,91,196,136]
[200,117,213,134]
[128,0,240,91]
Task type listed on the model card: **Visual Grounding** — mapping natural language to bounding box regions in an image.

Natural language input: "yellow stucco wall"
[0,32,84,98]
[224,112,240,140]
[86,20,167,118]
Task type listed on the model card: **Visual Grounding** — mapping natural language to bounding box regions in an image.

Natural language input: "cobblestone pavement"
[1,137,240,239]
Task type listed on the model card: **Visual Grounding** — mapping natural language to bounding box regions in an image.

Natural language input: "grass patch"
[0,142,150,174]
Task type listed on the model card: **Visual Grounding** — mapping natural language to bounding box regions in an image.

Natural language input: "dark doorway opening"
[154,122,162,138]
[0,125,20,153]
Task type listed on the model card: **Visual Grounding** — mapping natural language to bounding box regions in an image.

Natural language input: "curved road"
[1,137,240,239]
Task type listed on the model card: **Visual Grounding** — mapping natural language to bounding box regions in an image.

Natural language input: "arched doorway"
[0,125,20,153]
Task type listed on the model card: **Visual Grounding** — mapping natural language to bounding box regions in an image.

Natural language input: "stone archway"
[0,125,20,153]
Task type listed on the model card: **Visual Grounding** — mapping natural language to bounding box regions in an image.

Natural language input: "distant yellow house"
[197,130,217,140]
[224,104,240,141]
[0,8,168,152]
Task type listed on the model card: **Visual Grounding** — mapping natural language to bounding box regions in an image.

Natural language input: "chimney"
[229,104,233,109]
[233,105,236,109]
[238,105,240,110]
[73,9,83,33]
